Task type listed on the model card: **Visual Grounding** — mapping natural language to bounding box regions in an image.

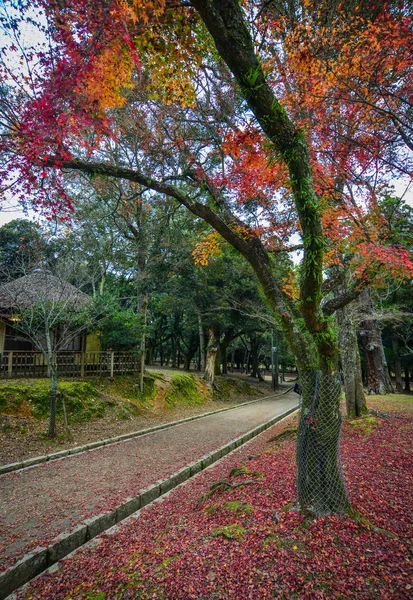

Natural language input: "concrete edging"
[0,386,293,476]
[1,403,298,600]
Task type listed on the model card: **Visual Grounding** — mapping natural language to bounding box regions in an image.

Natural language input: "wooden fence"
[0,351,140,379]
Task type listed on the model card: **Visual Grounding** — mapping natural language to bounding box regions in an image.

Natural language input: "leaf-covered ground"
[16,396,412,599]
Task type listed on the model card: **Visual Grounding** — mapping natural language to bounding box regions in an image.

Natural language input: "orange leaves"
[77,44,134,111]
[117,0,167,25]
[280,271,300,301]
[192,232,223,266]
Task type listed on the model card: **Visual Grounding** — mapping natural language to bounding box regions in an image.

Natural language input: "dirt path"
[0,375,274,466]
[0,391,298,572]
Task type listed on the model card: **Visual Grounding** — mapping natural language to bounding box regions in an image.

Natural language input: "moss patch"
[164,374,204,409]
[223,501,253,515]
[347,416,378,435]
[211,523,247,540]
[212,376,259,401]
[0,380,103,422]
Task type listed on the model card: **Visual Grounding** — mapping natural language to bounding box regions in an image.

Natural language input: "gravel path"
[0,392,297,571]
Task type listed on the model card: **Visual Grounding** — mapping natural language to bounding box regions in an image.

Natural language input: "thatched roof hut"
[0,272,90,310]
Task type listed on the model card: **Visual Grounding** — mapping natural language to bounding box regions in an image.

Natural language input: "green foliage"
[93,295,143,351]
[0,380,103,421]
[0,219,55,281]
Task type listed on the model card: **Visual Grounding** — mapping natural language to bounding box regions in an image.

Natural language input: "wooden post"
[110,351,115,378]
[81,352,85,378]
[7,351,13,377]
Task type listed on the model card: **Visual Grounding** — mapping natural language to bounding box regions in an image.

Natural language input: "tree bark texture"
[204,327,218,384]
[336,303,367,417]
[139,295,148,394]
[197,312,206,373]
[391,334,404,393]
[358,289,394,394]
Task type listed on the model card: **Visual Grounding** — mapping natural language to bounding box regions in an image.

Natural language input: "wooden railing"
[0,351,140,379]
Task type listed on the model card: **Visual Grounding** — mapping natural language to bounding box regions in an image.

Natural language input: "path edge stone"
[1,403,298,600]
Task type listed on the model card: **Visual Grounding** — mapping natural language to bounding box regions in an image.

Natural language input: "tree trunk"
[197,312,206,373]
[183,347,197,371]
[171,335,177,369]
[405,367,411,393]
[391,334,404,393]
[214,347,221,376]
[297,370,351,515]
[204,327,218,384]
[336,303,367,417]
[249,333,261,379]
[139,295,148,394]
[221,346,228,375]
[48,364,58,438]
[358,289,394,394]
[45,327,57,438]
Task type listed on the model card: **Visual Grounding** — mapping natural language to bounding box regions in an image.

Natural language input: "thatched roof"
[0,272,91,310]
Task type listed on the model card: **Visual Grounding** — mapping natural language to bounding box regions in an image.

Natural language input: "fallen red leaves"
[16,401,413,599]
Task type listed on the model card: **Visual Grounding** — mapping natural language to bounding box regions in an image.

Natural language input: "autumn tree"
[1,0,413,514]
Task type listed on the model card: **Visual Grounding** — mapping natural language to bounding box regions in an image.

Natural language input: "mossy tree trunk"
[297,370,350,515]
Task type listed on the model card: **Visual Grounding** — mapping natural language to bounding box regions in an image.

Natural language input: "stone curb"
[0,386,293,476]
[1,403,298,600]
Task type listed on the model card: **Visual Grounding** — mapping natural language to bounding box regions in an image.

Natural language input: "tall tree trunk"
[405,367,411,393]
[183,346,197,371]
[230,348,235,373]
[48,365,58,438]
[197,312,206,373]
[297,370,351,515]
[391,334,404,393]
[45,327,57,438]
[139,295,148,394]
[204,327,218,384]
[214,347,221,376]
[358,289,394,394]
[171,335,177,369]
[221,346,228,374]
[336,302,367,417]
[250,333,261,379]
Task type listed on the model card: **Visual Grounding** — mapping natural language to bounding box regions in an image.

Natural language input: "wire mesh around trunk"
[296,370,350,516]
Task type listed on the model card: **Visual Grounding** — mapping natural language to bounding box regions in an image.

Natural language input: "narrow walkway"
[0,392,297,572]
